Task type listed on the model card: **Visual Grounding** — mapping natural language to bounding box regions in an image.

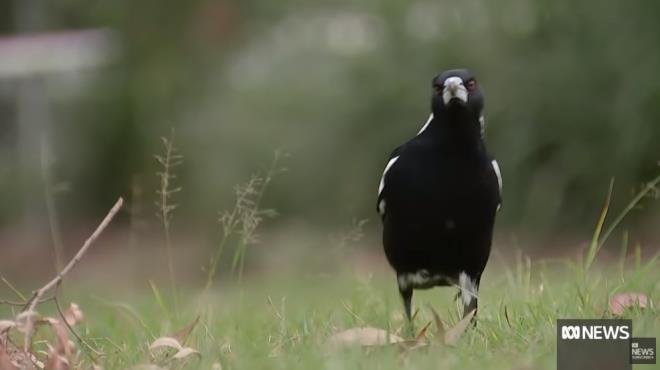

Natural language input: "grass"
[5,250,655,370]
[2,141,658,369]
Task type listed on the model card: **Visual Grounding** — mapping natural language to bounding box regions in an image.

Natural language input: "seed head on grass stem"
[154,129,183,318]
[204,151,285,291]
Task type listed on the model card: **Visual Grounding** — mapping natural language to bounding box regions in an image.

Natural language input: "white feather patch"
[378,156,399,196]
[378,199,386,215]
[492,159,502,211]
[397,270,448,290]
[417,114,434,135]
[491,160,502,193]
[458,272,478,307]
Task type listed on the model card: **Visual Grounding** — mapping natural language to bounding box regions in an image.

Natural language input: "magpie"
[377,69,501,321]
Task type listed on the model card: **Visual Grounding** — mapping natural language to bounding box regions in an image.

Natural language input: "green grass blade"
[584,179,614,272]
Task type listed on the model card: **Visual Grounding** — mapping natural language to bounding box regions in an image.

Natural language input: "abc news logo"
[561,324,630,340]
[631,339,656,363]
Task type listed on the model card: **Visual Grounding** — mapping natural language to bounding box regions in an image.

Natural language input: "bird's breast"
[385,154,498,222]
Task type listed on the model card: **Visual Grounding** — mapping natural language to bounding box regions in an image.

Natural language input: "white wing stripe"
[491,159,502,193]
[378,156,400,196]
[416,114,434,135]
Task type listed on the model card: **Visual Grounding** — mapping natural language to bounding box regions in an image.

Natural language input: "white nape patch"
[479,115,485,138]
[398,270,430,289]
[378,199,386,215]
[442,76,468,105]
[416,113,434,135]
[378,156,400,196]
[492,159,502,211]
[458,272,478,307]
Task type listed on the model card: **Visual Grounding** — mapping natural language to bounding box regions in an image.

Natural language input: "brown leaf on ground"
[3,347,39,370]
[62,304,83,327]
[149,336,187,363]
[444,310,475,346]
[0,321,15,334]
[414,321,433,341]
[326,327,405,350]
[44,351,69,370]
[172,347,201,360]
[427,305,446,341]
[44,318,76,361]
[171,316,200,346]
[609,293,649,315]
[149,337,182,352]
[0,344,19,370]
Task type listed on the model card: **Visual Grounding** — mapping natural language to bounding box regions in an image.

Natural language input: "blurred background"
[1,0,659,284]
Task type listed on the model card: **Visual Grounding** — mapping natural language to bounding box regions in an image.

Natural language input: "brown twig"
[53,283,104,361]
[1,276,27,302]
[21,197,124,351]
[0,297,55,307]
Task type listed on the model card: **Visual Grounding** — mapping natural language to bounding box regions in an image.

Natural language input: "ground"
[3,251,656,370]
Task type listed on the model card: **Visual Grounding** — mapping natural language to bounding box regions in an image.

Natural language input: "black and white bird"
[377,69,501,321]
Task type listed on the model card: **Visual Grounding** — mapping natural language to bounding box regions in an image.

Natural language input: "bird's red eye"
[466,79,477,91]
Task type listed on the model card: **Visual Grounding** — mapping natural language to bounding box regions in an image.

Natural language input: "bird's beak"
[442,76,468,105]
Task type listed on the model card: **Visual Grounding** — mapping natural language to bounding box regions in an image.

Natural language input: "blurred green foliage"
[2,0,660,239]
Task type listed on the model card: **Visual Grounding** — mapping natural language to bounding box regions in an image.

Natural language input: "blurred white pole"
[14,0,51,245]
[7,0,118,251]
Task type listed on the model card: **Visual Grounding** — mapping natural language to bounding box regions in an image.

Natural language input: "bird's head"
[431,69,483,120]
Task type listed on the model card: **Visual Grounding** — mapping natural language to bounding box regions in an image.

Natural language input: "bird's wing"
[377,113,433,218]
[491,159,502,211]
[416,113,434,135]
[377,147,402,218]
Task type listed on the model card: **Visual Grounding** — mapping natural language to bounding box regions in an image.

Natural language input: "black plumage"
[377,69,501,320]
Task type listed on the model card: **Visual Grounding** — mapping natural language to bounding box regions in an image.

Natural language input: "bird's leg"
[464,290,478,318]
[398,284,414,337]
[458,272,479,320]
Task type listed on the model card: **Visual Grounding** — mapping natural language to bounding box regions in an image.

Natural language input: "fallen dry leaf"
[0,344,19,370]
[171,316,200,346]
[44,318,76,361]
[44,352,69,370]
[427,305,446,341]
[149,337,182,351]
[149,336,185,363]
[609,292,649,315]
[0,320,15,334]
[444,310,475,346]
[131,365,167,370]
[62,304,83,327]
[326,327,405,350]
[211,362,222,370]
[172,347,201,360]
[414,321,433,341]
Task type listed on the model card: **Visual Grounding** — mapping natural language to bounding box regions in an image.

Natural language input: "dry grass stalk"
[21,197,124,352]
[204,151,285,292]
[154,129,183,316]
[40,137,66,273]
